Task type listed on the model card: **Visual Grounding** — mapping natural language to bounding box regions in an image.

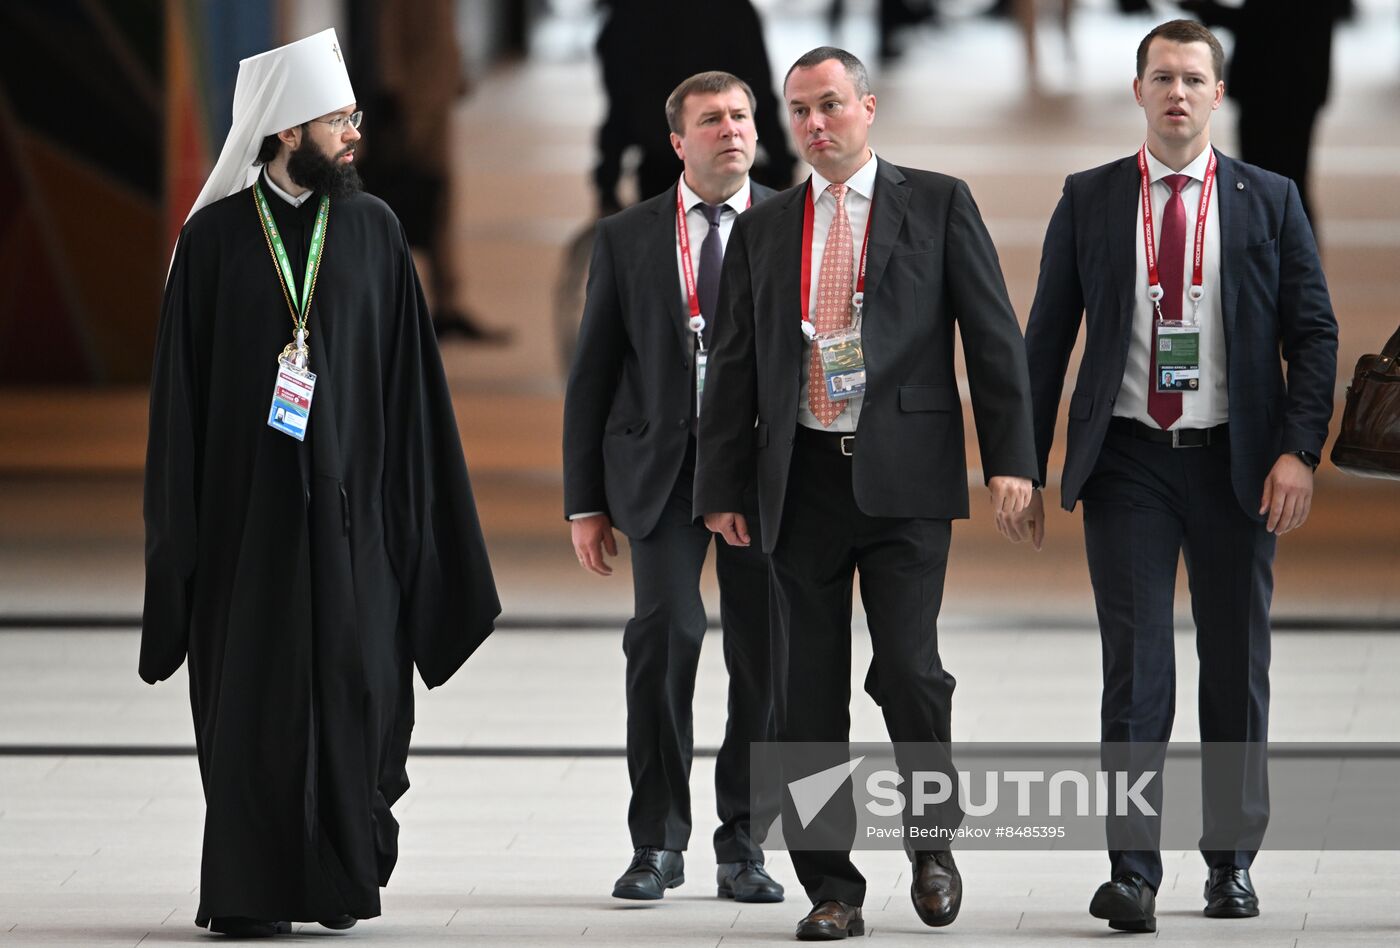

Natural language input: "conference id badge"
[695,351,708,415]
[818,327,866,401]
[1154,321,1200,393]
[267,359,316,441]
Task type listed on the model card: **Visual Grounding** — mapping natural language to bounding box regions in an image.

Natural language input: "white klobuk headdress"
[184,28,356,224]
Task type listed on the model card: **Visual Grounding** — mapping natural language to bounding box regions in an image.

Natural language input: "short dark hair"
[255,133,281,165]
[253,123,309,165]
[1136,19,1225,82]
[665,71,757,135]
[783,46,871,99]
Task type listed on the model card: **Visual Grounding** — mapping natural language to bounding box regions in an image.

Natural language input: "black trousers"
[1081,428,1275,891]
[772,427,957,907]
[1238,101,1322,225]
[623,444,774,862]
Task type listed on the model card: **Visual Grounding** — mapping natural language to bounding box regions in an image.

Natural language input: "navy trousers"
[1081,428,1275,890]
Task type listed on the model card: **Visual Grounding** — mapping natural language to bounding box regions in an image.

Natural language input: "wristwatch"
[1294,450,1320,470]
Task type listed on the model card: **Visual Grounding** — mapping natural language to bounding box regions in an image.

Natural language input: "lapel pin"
[1236,182,1245,190]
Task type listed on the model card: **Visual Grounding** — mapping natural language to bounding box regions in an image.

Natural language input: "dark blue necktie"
[696,202,725,321]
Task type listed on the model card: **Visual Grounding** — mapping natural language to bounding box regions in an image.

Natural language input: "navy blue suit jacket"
[1024,149,1338,519]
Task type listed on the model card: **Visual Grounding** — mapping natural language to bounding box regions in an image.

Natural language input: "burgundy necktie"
[1148,173,1189,430]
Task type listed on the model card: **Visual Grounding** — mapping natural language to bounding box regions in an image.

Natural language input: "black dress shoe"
[911,850,961,927]
[208,917,292,937]
[796,900,864,940]
[611,847,684,900]
[1204,866,1259,918]
[318,915,358,930]
[718,861,784,902]
[1089,872,1157,933]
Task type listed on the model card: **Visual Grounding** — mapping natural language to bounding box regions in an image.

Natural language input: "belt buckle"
[839,435,855,457]
[1171,428,1183,448]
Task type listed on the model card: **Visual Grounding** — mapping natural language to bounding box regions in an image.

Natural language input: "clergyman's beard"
[286,136,362,199]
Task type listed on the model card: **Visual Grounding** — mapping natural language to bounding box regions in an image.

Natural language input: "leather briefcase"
[1330,323,1400,479]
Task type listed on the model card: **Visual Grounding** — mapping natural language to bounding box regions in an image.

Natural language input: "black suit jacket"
[1024,149,1339,517]
[562,180,776,539]
[693,160,1038,553]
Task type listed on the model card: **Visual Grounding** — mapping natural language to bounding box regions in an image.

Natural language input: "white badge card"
[1154,322,1201,393]
[268,361,316,440]
[695,351,708,415]
[818,327,866,401]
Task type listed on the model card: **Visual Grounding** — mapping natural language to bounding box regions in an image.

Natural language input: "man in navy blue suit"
[1009,19,1338,934]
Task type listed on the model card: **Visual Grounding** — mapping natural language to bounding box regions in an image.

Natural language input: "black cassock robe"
[142,177,500,925]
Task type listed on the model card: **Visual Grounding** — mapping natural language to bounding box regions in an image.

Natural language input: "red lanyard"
[800,177,875,327]
[1138,144,1216,321]
[676,179,752,321]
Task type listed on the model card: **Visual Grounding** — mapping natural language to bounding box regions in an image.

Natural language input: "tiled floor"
[4,1,1400,944]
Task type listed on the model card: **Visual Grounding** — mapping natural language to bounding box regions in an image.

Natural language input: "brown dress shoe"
[911,850,962,927]
[795,900,865,940]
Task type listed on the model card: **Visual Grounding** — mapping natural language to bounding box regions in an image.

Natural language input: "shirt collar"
[811,150,878,205]
[679,174,751,216]
[1144,142,1213,185]
[261,168,314,207]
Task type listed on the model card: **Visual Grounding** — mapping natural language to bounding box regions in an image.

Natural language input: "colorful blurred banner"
[0,0,273,385]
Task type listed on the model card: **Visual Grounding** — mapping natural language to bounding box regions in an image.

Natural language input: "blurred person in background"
[1180,0,1354,225]
[355,0,510,342]
[593,0,796,215]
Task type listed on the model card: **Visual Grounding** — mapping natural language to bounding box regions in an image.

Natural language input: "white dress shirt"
[676,174,751,327]
[261,169,313,207]
[798,151,878,433]
[1117,143,1227,430]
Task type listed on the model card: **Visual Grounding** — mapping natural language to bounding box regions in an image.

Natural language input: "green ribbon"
[254,181,329,339]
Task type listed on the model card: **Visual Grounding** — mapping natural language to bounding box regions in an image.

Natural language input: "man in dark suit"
[563,71,783,905]
[1010,20,1338,934]
[695,47,1038,940]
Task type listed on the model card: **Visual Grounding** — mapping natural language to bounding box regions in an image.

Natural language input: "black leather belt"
[1109,416,1228,448]
[796,425,856,456]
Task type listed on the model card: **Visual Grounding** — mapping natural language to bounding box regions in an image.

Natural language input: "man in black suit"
[563,71,783,905]
[695,47,1038,940]
[1010,20,1338,934]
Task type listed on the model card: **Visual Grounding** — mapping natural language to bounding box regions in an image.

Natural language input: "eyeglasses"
[309,111,363,133]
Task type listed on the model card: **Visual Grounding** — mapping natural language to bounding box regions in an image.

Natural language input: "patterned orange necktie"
[808,183,853,427]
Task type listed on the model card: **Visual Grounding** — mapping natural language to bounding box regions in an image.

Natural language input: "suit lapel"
[770,183,808,381]
[650,185,693,358]
[1109,155,1141,353]
[861,160,911,298]
[1214,150,1246,344]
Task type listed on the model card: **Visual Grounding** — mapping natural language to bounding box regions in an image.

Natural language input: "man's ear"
[277,126,301,150]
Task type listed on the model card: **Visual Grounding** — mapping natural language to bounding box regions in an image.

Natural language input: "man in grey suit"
[1009,20,1338,934]
[695,47,1038,940]
[563,71,783,904]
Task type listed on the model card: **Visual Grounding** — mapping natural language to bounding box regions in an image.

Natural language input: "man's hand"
[1259,453,1315,535]
[703,512,751,547]
[1004,487,1046,551]
[571,514,618,575]
[989,475,1034,543]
